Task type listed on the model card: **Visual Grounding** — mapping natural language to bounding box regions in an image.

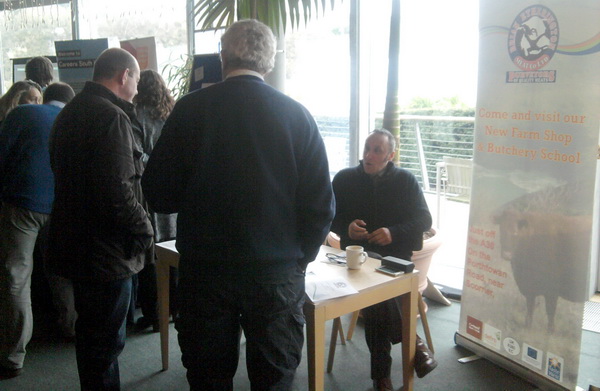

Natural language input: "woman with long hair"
[0,80,42,122]
[131,69,176,332]
[134,69,175,161]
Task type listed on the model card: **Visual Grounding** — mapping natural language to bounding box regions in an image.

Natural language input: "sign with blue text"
[55,38,110,93]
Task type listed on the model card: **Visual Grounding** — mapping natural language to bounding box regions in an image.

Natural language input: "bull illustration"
[493,187,591,332]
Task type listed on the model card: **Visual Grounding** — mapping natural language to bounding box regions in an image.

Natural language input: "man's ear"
[387,151,396,162]
[118,69,129,86]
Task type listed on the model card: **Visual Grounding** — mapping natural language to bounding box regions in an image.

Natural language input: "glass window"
[77,0,187,75]
[0,1,72,92]
[285,1,351,179]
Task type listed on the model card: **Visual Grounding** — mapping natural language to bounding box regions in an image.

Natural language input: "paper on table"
[304,270,358,303]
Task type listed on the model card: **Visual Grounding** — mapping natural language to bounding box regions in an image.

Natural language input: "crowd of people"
[0,19,437,391]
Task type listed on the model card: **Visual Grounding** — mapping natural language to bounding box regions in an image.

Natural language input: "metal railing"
[398,115,475,191]
[315,114,476,190]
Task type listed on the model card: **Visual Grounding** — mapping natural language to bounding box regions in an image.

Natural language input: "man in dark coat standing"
[142,19,334,391]
[47,48,153,391]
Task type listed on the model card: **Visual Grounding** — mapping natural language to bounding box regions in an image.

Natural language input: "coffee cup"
[346,245,368,269]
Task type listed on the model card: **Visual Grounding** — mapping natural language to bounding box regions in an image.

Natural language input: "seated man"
[331,128,438,391]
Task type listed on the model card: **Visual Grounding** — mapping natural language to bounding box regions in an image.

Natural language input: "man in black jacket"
[142,19,334,391]
[331,129,438,391]
[48,48,153,391]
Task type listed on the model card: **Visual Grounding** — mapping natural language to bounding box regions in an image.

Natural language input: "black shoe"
[414,336,438,378]
[135,316,159,332]
[372,377,393,391]
[0,366,23,380]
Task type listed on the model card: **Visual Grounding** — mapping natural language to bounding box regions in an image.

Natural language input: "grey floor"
[2,297,599,391]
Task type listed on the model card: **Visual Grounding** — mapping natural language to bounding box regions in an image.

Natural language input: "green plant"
[193,0,339,35]
[162,54,193,101]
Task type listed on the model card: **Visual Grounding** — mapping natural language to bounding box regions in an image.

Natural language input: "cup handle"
[360,252,367,264]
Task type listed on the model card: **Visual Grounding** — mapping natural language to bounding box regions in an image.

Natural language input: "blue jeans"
[73,277,132,391]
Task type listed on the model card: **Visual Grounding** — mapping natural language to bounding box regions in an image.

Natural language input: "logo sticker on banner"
[547,353,564,382]
[507,5,559,83]
[522,343,544,370]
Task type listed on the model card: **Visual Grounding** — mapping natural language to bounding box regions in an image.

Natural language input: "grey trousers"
[0,203,49,369]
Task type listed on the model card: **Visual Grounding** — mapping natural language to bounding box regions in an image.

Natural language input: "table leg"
[156,257,171,371]
[401,275,419,391]
[305,305,326,391]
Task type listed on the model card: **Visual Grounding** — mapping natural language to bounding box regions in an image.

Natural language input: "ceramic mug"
[346,245,368,269]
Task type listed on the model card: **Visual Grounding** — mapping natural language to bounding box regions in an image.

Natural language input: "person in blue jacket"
[0,82,74,380]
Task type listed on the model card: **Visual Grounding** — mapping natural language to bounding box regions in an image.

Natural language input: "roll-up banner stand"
[457,1,600,390]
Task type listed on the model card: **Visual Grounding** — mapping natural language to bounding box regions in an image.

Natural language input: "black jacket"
[47,82,154,282]
[331,161,432,260]
[142,75,334,281]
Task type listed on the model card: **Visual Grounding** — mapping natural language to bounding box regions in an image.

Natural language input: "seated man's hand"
[367,227,392,246]
[348,219,369,241]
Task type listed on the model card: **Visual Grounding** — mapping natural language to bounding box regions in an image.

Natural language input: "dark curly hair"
[133,69,175,121]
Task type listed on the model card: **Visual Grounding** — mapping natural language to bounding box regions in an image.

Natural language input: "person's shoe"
[135,316,159,332]
[372,377,393,391]
[0,366,23,380]
[414,336,438,378]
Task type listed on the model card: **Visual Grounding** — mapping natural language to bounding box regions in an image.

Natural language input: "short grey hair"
[370,128,396,155]
[220,19,276,75]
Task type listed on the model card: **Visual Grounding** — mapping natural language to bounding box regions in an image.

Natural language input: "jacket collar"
[358,160,395,178]
[83,81,141,132]
[82,81,135,114]
[225,69,264,80]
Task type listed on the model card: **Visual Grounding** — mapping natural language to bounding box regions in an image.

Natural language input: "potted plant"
[193,0,340,36]
[192,0,340,91]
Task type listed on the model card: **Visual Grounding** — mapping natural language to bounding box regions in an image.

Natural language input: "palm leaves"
[193,0,338,35]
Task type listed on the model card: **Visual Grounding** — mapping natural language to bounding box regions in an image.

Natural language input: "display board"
[55,38,110,93]
[189,53,222,93]
[120,36,158,72]
[457,1,600,390]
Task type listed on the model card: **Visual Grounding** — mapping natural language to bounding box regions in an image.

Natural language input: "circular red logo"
[508,5,559,71]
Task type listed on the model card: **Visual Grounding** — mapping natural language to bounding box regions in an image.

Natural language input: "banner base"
[454,332,569,391]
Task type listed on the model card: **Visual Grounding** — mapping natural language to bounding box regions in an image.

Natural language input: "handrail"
[315,114,476,189]
[399,115,475,123]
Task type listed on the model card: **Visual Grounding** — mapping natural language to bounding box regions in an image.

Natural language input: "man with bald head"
[48,48,153,390]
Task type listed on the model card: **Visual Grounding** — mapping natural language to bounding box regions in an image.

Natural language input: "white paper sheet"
[304,270,358,303]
